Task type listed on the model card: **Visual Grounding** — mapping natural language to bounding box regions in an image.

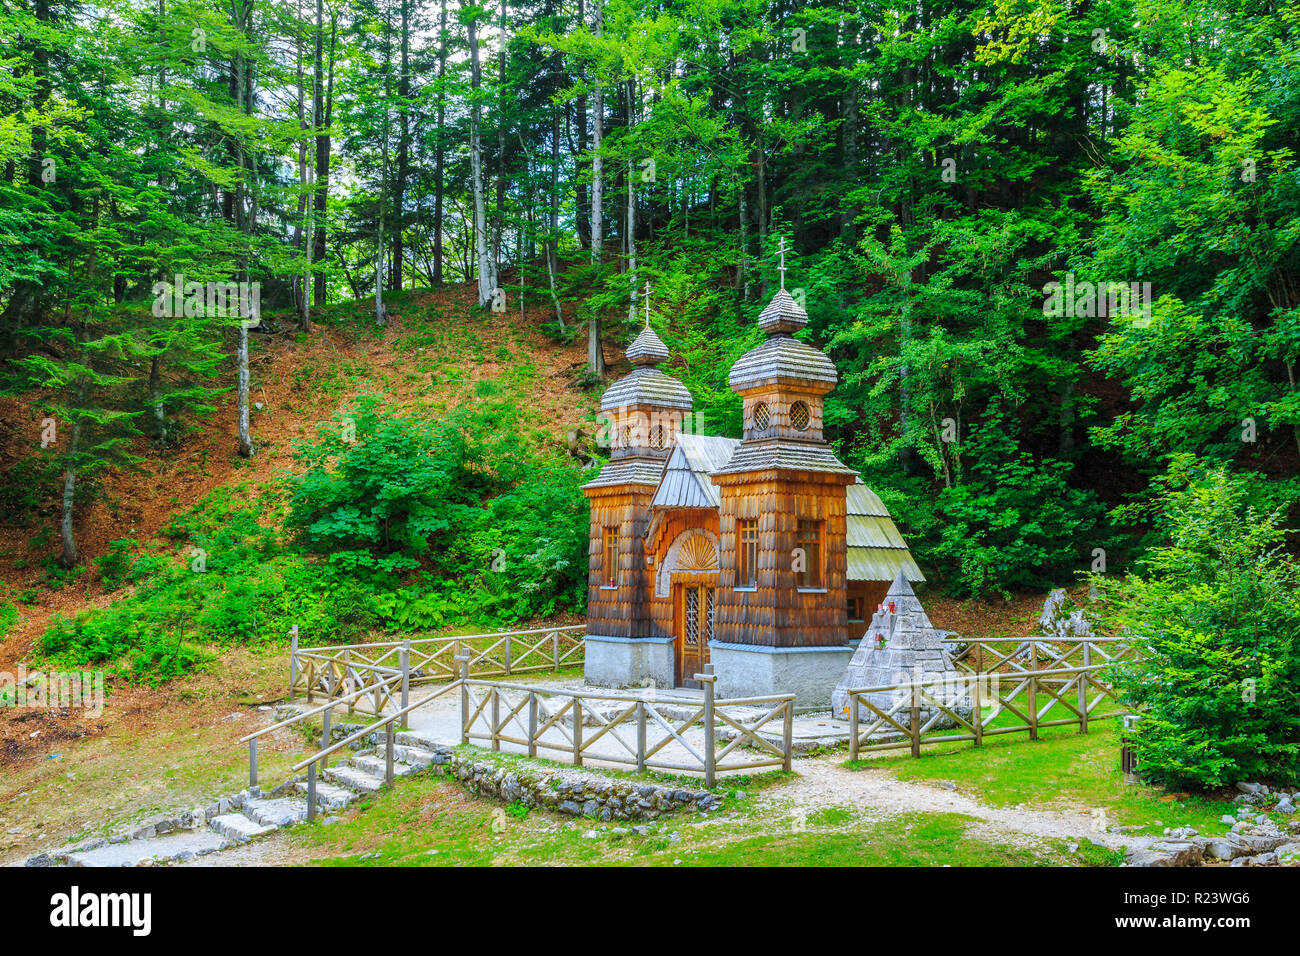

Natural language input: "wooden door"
[676,583,714,688]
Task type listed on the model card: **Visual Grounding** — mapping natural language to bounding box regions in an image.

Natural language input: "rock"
[939,781,957,791]
[1205,840,1240,861]
[1254,852,1279,866]
[1275,798,1295,815]
[23,853,56,867]
[1220,814,1237,825]
[1128,840,1203,867]
[1229,832,1290,854]
[1236,781,1264,795]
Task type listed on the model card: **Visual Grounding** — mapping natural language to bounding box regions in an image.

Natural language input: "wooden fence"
[289,625,586,710]
[459,664,793,787]
[848,637,1129,760]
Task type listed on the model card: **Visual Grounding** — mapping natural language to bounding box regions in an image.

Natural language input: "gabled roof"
[650,434,740,509]
[846,480,925,583]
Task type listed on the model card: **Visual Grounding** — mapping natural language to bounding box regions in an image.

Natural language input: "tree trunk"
[465,2,494,307]
[59,418,80,568]
[392,0,410,292]
[589,2,603,269]
[432,0,448,284]
[237,324,254,457]
[312,0,334,306]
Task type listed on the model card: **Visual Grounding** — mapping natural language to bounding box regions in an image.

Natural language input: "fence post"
[400,640,411,729]
[972,652,984,749]
[385,720,395,785]
[636,701,647,773]
[1079,644,1091,734]
[1027,641,1040,741]
[573,697,583,767]
[528,692,538,759]
[504,634,512,676]
[344,648,355,715]
[491,688,501,752]
[910,683,921,759]
[289,624,299,696]
[849,694,859,761]
[320,705,332,770]
[699,664,716,788]
[552,631,561,671]
[307,762,317,822]
[249,738,258,790]
[782,699,793,773]
[457,653,470,745]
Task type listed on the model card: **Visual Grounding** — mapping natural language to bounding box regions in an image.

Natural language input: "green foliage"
[1098,466,1300,790]
[94,538,139,591]
[0,602,17,640]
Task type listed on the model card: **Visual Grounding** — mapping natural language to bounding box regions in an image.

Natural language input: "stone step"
[208,813,277,843]
[391,744,437,767]
[323,764,386,793]
[351,755,419,779]
[295,780,359,810]
[243,797,309,828]
[64,830,227,867]
[395,730,447,751]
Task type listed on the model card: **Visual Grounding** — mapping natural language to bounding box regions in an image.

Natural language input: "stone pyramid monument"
[831,572,971,729]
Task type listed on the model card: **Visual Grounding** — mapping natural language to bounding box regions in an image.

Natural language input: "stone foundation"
[709,640,854,709]
[583,634,674,689]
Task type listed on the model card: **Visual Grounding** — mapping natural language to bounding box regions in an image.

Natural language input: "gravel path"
[757,755,1139,852]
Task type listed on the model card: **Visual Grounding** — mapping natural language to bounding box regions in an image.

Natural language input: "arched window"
[752,401,771,431]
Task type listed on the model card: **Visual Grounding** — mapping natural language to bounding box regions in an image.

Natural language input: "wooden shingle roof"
[728,335,838,392]
[599,366,694,412]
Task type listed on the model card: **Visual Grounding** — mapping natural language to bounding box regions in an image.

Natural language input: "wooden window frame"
[735,518,758,589]
[847,595,865,622]
[796,518,824,590]
[603,526,620,588]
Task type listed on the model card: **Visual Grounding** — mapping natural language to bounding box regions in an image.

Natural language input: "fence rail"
[289,625,586,703]
[849,636,1126,760]
[460,663,793,786]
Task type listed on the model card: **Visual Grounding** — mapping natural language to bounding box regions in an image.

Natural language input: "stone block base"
[583,635,674,689]
[708,641,854,710]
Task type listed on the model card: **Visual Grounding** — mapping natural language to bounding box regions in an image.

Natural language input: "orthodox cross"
[642,281,652,327]
[777,237,788,290]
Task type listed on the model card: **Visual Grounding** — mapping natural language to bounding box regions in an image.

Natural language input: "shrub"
[1097,467,1300,790]
[94,537,139,591]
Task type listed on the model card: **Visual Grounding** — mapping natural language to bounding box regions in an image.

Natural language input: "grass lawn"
[284,772,1107,867]
[851,715,1246,836]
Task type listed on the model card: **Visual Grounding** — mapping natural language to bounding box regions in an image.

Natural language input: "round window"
[790,400,811,431]
[753,402,771,431]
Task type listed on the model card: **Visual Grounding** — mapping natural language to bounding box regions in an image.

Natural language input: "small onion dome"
[757,287,809,335]
[626,325,670,366]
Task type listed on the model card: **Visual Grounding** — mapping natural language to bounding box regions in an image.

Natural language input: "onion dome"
[757,287,809,335]
[728,335,837,392]
[626,325,670,366]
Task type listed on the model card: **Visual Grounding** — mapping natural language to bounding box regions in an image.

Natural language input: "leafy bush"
[94,537,139,591]
[882,405,1113,597]
[0,602,17,639]
[1098,467,1300,790]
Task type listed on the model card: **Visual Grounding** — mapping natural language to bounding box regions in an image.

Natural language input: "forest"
[2,0,1299,622]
